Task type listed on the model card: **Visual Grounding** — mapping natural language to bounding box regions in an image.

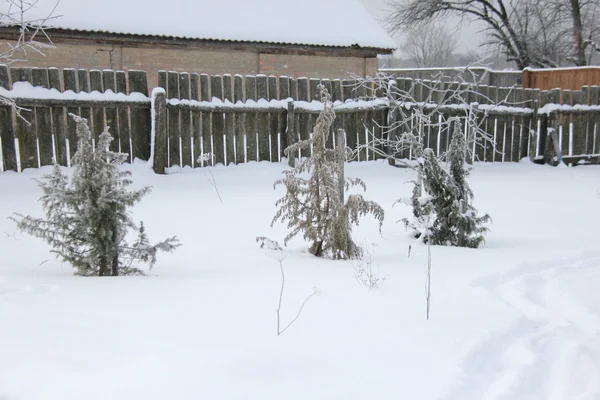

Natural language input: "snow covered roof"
[26,0,397,51]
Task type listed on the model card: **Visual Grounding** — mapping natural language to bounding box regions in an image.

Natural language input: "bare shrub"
[354,242,387,290]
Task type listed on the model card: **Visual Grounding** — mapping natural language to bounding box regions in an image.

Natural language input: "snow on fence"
[1,66,600,173]
[0,65,150,172]
[151,71,390,172]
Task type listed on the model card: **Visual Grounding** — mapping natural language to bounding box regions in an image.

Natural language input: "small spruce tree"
[272,85,384,259]
[11,114,180,276]
[403,121,490,248]
[402,148,440,240]
[444,120,491,248]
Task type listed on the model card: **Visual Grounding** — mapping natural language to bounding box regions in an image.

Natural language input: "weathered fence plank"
[116,71,131,160]
[234,75,245,164]
[128,70,150,161]
[297,77,310,159]
[268,75,279,162]
[11,67,36,170]
[190,73,200,167]
[256,75,270,161]
[167,71,180,167]
[0,64,16,171]
[102,70,120,153]
[62,69,79,164]
[211,75,225,165]
[179,72,193,167]
[223,74,236,165]
[244,75,258,162]
[89,70,104,142]
[152,89,168,174]
[279,76,291,156]
[76,69,92,148]
[200,74,212,165]
[591,86,600,154]
[31,68,53,167]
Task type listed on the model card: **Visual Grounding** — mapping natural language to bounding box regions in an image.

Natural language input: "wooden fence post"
[545,114,562,166]
[152,89,168,174]
[286,100,296,167]
[336,128,345,203]
[0,64,16,172]
[128,70,150,161]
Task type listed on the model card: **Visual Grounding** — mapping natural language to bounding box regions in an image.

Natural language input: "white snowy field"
[0,159,599,400]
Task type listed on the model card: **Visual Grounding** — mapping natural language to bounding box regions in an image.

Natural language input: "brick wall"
[258,53,369,79]
[1,40,379,90]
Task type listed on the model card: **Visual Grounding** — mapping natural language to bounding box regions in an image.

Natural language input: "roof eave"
[0,26,396,56]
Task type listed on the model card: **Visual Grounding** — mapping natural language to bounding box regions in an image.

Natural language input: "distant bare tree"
[400,21,458,67]
[451,50,483,67]
[386,0,558,69]
[510,0,570,67]
[386,0,600,68]
[553,0,600,65]
[378,54,395,69]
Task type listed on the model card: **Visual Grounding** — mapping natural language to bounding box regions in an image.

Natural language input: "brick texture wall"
[2,40,379,90]
[258,53,368,79]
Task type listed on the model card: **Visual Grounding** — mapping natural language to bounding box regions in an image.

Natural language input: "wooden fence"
[380,67,523,88]
[0,65,150,172]
[151,70,389,170]
[523,66,600,91]
[1,66,600,173]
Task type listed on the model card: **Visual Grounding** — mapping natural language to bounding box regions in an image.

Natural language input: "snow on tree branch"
[271,84,384,260]
[351,69,517,167]
[10,114,180,276]
[1,0,61,116]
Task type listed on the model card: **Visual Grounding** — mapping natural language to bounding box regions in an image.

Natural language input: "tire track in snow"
[440,254,600,400]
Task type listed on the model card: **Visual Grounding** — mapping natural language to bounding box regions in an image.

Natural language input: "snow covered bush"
[272,85,384,260]
[11,114,180,276]
[444,121,491,247]
[403,121,490,248]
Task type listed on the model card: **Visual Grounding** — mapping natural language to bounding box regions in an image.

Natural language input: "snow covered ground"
[1,160,599,400]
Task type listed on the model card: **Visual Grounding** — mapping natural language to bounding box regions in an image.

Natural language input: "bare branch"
[385,0,600,68]
[0,0,61,116]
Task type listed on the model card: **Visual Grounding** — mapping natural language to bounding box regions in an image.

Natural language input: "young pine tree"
[403,122,490,248]
[272,85,384,260]
[402,148,445,241]
[444,120,491,248]
[11,114,180,276]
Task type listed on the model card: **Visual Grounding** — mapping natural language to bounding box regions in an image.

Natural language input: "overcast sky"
[358,0,485,52]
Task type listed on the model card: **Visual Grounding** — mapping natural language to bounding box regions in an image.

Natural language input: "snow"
[24,0,396,50]
[148,87,166,170]
[167,98,390,113]
[1,161,600,400]
[0,81,150,101]
[4,82,598,118]
[381,66,521,74]
[538,103,600,114]
[524,65,600,72]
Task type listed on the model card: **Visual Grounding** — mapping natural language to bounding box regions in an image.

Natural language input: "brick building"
[0,0,396,87]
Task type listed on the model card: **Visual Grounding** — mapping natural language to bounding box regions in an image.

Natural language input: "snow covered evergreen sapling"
[11,114,180,276]
[403,121,490,248]
[272,85,384,259]
[445,120,491,248]
[401,148,439,240]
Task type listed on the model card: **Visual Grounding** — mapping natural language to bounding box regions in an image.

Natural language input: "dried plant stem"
[204,166,223,204]
[426,238,432,320]
[276,259,318,336]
